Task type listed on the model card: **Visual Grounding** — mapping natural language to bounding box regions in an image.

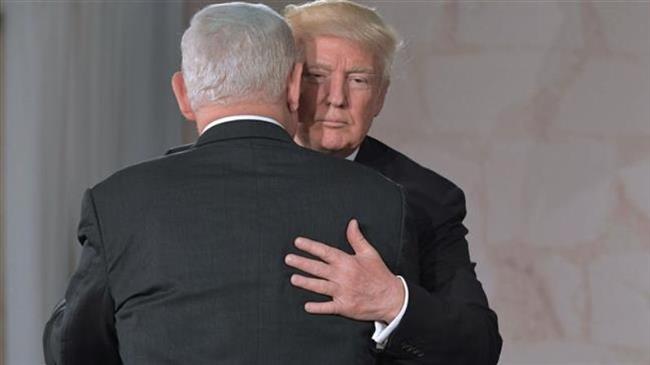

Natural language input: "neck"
[195,101,293,135]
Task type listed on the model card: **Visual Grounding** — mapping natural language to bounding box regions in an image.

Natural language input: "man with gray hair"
[43,3,415,364]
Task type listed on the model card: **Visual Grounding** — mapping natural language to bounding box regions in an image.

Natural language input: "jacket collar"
[354,136,376,165]
[194,119,293,148]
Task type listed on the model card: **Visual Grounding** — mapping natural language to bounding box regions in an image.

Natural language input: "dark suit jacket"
[158,133,503,364]
[356,136,502,365]
[43,121,416,365]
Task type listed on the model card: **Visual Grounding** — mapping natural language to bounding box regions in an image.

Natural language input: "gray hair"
[181,2,296,110]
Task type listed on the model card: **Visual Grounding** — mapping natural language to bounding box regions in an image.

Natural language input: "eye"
[348,74,372,89]
[304,71,328,83]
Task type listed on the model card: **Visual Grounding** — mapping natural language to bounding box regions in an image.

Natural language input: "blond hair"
[284,0,400,80]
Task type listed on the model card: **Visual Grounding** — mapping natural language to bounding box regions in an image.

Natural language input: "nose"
[325,73,347,108]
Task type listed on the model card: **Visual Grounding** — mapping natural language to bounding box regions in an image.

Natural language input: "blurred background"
[1,1,648,364]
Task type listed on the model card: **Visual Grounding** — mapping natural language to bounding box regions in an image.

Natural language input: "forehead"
[303,36,379,71]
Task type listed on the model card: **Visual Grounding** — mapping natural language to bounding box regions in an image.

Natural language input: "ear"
[373,79,389,117]
[171,72,196,121]
[287,62,303,113]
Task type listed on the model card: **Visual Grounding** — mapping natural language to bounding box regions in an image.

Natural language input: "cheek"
[298,93,317,120]
[348,125,368,145]
[350,100,376,132]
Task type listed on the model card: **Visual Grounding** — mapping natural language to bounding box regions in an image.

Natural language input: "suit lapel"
[355,136,389,169]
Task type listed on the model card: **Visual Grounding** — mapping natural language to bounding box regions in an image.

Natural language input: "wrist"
[381,275,405,323]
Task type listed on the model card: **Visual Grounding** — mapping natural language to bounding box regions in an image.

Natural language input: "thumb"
[346,219,372,254]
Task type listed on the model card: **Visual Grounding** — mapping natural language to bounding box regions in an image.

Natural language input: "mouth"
[319,119,348,128]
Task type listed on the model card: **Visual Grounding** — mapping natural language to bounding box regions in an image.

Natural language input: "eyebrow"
[307,63,376,75]
[347,66,376,74]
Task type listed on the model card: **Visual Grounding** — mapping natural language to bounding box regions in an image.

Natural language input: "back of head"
[284,0,400,81]
[181,2,296,110]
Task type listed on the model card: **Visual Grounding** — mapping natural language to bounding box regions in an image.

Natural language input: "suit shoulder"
[90,153,186,196]
[363,137,463,199]
[361,136,468,229]
[165,143,193,156]
[299,144,404,194]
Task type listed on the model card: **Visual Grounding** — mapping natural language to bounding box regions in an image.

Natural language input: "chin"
[319,141,351,157]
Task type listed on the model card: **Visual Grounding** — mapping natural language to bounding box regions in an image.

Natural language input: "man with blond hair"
[43,3,416,364]
[282,1,502,364]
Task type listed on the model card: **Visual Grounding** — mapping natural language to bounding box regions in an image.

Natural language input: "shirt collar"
[345,147,360,161]
[202,115,284,134]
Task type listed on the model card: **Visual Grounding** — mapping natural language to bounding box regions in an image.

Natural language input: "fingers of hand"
[285,254,331,279]
[294,237,342,263]
[290,274,336,296]
[346,219,371,254]
[304,301,338,315]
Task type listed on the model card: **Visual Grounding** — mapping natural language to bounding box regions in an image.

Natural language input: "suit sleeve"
[380,187,502,365]
[43,189,121,365]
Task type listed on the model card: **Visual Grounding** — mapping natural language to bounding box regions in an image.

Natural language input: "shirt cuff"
[371,275,409,349]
